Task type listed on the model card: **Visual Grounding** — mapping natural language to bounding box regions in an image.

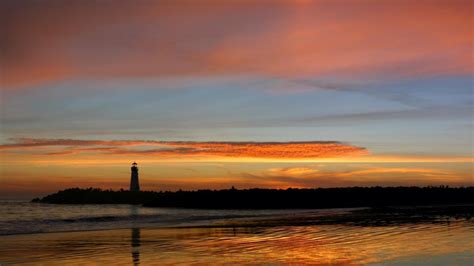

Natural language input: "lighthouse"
[130,162,140,192]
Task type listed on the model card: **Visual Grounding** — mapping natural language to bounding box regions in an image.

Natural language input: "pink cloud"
[2,0,471,89]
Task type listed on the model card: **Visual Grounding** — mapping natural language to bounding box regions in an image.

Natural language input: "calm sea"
[0,200,473,265]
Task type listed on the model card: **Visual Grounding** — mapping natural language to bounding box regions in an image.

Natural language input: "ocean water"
[0,200,473,265]
[0,200,350,235]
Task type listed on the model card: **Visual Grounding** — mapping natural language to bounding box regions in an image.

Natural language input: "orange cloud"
[2,0,471,88]
[267,167,319,177]
[266,166,457,179]
[254,165,472,188]
[337,168,446,177]
[0,138,368,159]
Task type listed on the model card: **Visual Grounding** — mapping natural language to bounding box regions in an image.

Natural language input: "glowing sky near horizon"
[0,0,473,198]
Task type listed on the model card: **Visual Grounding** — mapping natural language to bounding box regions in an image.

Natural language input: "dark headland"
[32,186,474,209]
[31,187,474,225]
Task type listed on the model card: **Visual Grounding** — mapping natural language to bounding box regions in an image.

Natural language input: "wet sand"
[1,218,473,265]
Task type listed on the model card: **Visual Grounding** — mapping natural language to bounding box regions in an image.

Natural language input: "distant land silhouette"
[32,186,474,209]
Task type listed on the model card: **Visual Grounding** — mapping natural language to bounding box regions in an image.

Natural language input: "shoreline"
[1,216,471,239]
[1,205,473,265]
[2,204,472,237]
[2,220,472,266]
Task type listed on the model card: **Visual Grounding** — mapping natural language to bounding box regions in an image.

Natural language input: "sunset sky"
[1,0,472,198]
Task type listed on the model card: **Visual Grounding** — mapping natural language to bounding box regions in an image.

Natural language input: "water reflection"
[131,228,140,265]
[129,205,141,265]
[0,221,472,265]
[129,205,140,217]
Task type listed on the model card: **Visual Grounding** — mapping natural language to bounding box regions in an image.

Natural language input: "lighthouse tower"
[130,162,140,192]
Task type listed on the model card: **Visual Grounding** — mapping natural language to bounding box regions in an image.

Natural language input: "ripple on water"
[0,201,473,264]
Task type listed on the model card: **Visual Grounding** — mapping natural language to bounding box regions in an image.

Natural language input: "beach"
[1,222,473,265]
[0,201,473,265]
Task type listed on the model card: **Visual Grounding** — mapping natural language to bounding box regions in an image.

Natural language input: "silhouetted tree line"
[32,186,474,209]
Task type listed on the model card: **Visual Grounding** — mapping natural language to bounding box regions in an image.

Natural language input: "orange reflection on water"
[0,221,473,265]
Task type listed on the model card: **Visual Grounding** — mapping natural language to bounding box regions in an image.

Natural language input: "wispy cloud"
[0,138,368,159]
[2,0,471,89]
[244,165,471,188]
